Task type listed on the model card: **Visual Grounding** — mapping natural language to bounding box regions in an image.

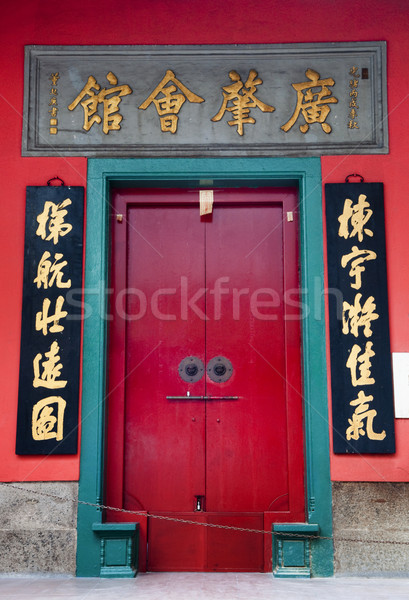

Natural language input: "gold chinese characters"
[346,391,386,441]
[68,72,132,134]
[211,69,275,136]
[139,70,204,134]
[338,193,386,442]
[36,198,73,245]
[34,251,71,289]
[281,69,338,134]
[68,67,339,137]
[347,66,360,130]
[32,397,66,442]
[48,73,60,134]
[33,341,67,389]
[30,195,75,443]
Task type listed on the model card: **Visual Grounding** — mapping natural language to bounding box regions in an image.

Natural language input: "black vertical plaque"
[325,183,395,454]
[16,186,84,454]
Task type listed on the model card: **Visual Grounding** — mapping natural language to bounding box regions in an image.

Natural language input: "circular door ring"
[178,356,205,383]
[207,356,233,383]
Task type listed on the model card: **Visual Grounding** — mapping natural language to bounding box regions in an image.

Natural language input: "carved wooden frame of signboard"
[22,43,388,157]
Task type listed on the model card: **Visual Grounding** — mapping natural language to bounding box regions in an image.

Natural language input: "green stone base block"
[273,523,320,578]
[92,523,139,578]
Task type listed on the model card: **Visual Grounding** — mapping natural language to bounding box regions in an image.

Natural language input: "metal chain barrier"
[2,481,409,546]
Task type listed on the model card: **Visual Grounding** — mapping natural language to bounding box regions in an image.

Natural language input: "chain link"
[2,482,409,546]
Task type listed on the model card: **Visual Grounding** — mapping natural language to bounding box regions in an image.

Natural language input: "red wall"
[2,0,409,481]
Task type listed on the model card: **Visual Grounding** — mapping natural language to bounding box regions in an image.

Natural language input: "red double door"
[106,187,305,572]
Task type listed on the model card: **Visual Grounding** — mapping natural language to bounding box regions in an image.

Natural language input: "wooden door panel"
[206,513,264,571]
[106,187,305,572]
[205,194,289,514]
[148,514,207,571]
[123,198,206,513]
[148,513,264,572]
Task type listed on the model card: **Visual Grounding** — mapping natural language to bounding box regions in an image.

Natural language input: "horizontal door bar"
[166,396,239,400]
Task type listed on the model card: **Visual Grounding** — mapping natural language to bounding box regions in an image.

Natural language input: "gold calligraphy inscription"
[342,293,379,338]
[33,340,67,389]
[68,72,132,134]
[50,73,60,86]
[281,69,338,134]
[347,66,360,129]
[32,396,66,441]
[336,190,385,443]
[35,296,68,336]
[34,251,71,289]
[36,198,73,245]
[211,69,274,136]
[341,246,377,290]
[338,194,373,242]
[49,73,59,134]
[346,390,386,441]
[139,70,204,134]
[346,341,375,387]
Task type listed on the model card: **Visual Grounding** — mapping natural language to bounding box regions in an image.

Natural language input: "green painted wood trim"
[92,523,139,532]
[273,523,320,534]
[76,168,110,577]
[76,157,333,577]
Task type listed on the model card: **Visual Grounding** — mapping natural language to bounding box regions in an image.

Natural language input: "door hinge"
[287,211,294,222]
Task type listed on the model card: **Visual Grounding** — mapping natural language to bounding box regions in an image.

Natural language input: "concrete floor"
[1,573,409,600]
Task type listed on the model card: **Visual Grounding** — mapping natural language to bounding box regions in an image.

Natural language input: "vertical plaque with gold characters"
[16,186,84,454]
[325,182,395,454]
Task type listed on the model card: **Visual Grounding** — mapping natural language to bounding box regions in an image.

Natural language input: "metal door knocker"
[178,356,205,382]
[207,356,233,383]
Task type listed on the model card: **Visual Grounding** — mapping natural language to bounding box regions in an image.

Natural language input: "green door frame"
[76,157,333,577]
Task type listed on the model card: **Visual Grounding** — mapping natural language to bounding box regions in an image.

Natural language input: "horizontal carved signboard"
[325,182,395,454]
[16,186,84,454]
[22,43,388,157]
